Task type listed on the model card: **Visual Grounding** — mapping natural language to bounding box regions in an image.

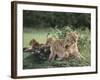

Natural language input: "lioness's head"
[65,31,79,46]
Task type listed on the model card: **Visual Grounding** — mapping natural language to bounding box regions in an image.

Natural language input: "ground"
[23,27,91,69]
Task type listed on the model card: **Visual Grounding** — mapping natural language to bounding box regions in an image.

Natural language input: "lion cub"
[46,36,69,62]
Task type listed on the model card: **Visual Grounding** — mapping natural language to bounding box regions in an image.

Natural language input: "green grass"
[23,27,91,69]
[23,27,55,47]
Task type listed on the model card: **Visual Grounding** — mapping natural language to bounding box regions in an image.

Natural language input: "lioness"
[46,31,82,62]
[64,32,80,58]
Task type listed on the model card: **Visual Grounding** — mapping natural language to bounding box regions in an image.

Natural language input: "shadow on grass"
[23,52,90,69]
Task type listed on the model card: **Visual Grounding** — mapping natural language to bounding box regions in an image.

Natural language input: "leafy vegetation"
[23,27,91,69]
[23,10,91,29]
[23,10,91,69]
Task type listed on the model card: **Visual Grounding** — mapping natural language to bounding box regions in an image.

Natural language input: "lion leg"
[48,49,57,62]
[48,51,53,61]
[50,53,56,62]
[65,50,69,58]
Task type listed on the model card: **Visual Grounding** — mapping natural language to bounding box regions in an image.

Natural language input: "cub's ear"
[29,39,37,45]
[29,39,33,45]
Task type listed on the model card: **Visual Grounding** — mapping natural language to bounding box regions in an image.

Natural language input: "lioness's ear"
[47,33,50,38]
[74,31,79,36]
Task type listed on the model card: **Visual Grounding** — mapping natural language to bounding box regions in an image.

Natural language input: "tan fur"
[29,39,40,49]
[46,37,69,62]
[46,37,54,46]
[65,32,80,58]
[46,31,80,62]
